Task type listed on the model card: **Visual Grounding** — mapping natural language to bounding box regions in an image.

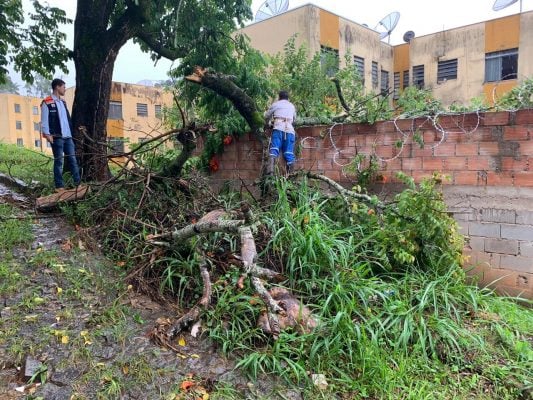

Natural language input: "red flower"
[223,135,233,145]
[209,156,219,172]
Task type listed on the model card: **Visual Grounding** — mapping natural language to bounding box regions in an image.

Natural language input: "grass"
[2,142,532,399]
[0,143,53,187]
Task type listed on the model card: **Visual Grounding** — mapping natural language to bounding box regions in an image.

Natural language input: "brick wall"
[206,110,533,298]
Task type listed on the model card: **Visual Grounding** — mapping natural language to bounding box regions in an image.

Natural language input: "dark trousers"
[51,137,81,189]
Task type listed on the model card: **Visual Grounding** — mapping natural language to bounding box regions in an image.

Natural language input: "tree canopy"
[0,0,70,84]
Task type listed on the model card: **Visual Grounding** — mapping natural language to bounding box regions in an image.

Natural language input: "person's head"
[278,90,289,101]
[51,78,66,96]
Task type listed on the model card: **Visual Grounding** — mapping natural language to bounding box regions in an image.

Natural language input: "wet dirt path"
[0,183,301,400]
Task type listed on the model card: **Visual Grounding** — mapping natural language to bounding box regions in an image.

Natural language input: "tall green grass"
[0,143,53,188]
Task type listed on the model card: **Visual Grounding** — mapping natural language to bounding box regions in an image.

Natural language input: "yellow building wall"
[65,82,173,151]
[319,9,339,49]
[485,15,520,53]
[237,6,316,57]
[338,17,393,94]
[0,94,50,154]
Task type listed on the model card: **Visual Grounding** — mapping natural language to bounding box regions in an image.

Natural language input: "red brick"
[402,158,422,170]
[317,159,333,170]
[501,157,529,171]
[482,111,510,126]
[469,127,495,142]
[514,172,533,187]
[479,143,500,156]
[446,131,468,143]
[423,130,439,144]
[376,121,396,134]
[515,109,533,125]
[518,140,533,156]
[504,126,530,141]
[355,124,376,135]
[393,118,415,131]
[412,146,434,157]
[422,157,444,171]
[433,143,456,156]
[454,171,479,185]
[439,113,482,129]
[467,156,491,171]
[374,146,394,159]
[486,171,514,186]
[325,170,341,181]
[384,157,402,170]
[455,143,479,156]
[411,170,433,183]
[443,157,467,170]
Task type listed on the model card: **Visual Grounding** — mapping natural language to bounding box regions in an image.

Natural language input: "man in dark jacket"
[41,79,81,192]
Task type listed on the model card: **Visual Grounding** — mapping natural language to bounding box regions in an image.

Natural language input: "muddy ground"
[0,183,302,400]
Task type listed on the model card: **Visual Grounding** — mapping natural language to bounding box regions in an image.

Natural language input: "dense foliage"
[56,162,533,399]
[0,0,70,84]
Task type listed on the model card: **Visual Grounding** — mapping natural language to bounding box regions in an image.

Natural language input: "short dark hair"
[278,90,289,100]
[51,78,66,90]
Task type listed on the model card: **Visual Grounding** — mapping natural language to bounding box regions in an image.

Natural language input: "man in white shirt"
[41,79,81,192]
[264,90,297,174]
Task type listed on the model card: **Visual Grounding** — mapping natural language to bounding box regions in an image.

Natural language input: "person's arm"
[264,104,275,120]
[292,106,297,123]
[40,102,53,143]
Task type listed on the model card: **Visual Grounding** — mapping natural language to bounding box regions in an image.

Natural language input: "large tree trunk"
[71,53,116,182]
[70,0,137,182]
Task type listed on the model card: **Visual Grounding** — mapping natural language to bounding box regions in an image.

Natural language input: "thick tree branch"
[331,77,351,113]
[185,66,266,142]
[137,31,188,61]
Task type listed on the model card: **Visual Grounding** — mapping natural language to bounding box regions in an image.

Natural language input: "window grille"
[393,72,401,99]
[413,65,425,88]
[437,59,458,82]
[136,103,148,117]
[372,62,378,88]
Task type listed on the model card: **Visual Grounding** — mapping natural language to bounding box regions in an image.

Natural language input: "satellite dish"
[403,30,415,43]
[254,0,289,22]
[492,0,519,10]
[374,11,400,43]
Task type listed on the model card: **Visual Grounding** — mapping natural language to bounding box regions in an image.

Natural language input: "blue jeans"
[269,129,296,165]
[51,137,81,189]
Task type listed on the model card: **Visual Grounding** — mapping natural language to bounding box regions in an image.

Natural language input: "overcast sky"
[10,0,532,90]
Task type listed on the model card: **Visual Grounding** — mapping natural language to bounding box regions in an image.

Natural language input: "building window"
[155,104,162,118]
[485,48,518,82]
[403,70,409,89]
[136,103,148,117]
[35,139,41,148]
[33,122,40,132]
[320,46,339,77]
[354,56,365,81]
[380,70,390,95]
[16,138,23,147]
[372,62,378,88]
[108,138,126,155]
[437,59,458,82]
[393,72,401,100]
[413,65,425,88]
[16,121,22,130]
[32,106,39,115]
[109,101,123,120]
[14,103,21,113]
[46,141,52,148]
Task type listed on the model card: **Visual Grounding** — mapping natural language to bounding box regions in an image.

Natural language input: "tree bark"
[71,1,139,182]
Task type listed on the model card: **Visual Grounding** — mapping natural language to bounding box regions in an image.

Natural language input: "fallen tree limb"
[307,172,380,205]
[166,260,212,339]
